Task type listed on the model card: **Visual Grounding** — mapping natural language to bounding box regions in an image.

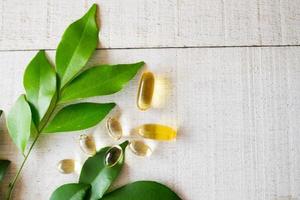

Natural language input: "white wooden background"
[0,0,300,199]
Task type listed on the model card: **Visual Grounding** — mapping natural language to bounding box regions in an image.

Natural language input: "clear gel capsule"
[57,159,76,174]
[79,134,96,156]
[105,145,123,167]
[137,72,155,110]
[136,124,176,141]
[129,140,152,157]
[106,117,123,140]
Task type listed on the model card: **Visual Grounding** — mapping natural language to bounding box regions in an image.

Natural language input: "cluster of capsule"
[57,71,177,174]
[57,143,124,174]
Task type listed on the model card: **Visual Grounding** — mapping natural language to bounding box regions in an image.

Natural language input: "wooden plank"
[0,47,299,199]
[0,0,299,50]
[176,47,300,199]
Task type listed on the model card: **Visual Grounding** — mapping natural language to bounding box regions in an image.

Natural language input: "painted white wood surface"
[1,0,300,199]
[0,47,299,199]
[0,0,300,50]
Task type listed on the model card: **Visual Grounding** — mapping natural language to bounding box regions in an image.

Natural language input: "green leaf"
[23,50,56,124]
[6,95,32,153]
[101,181,182,200]
[43,102,115,133]
[0,160,10,182]
[50,183,90,200]
[79,141,129,200]
[59,62,144,103]
[56,4,99,88]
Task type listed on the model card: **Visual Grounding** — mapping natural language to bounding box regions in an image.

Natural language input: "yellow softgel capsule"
[136,124,176,141]
[106,117,123,140]
[137,72,155,110]
[129,140,152,157]
[57,159,76,174]
[105,145,123,167]
[79,134,96,156]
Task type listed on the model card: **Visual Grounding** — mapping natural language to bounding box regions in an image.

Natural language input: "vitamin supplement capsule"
[79,134,96,156]
[136,124,176,141]
[57,159,76,174]
[137,72,155,110]
[105,145,123,167]
[106,117,123,140]
[129,140,152,157]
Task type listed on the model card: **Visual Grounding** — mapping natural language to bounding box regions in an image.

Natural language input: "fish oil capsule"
[129,140,152,157]
[137,72,155,110]
[105,145,123,167]
[79,134,96,156]
[57,159,76,174]
[136,124,176,141]
[106,117,123,140]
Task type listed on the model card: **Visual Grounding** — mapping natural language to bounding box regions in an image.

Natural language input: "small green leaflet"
[23,50,56,124]
[0,160,10,183]
[6,95,33,153]
[79,141,128,200]
[59,62,144,103]
[43,102,115,133]
[50,183,90,200]
[0,111,10,183]
[56,4,99,88]
[101,181,182,200]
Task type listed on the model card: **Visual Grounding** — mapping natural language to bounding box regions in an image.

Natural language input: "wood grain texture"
[0,48,299,199]
[176,47,300,200]
[0,0,299,50]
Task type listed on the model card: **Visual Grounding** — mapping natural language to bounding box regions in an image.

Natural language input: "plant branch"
[5,94,59,200]
[5,134,40,200]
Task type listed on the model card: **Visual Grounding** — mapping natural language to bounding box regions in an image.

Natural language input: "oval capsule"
[57,159,76,174]
[79,134,96,156]
[129,140,152,157]
[106,117,123,140]
[136,124,176,141]
[137,72,155,110]
[105,145,123,167]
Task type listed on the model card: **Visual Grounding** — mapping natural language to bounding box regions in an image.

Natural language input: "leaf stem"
[5,134,40,200]
[5,94,59,200]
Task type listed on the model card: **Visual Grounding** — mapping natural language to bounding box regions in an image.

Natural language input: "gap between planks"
[0,44,300,52]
